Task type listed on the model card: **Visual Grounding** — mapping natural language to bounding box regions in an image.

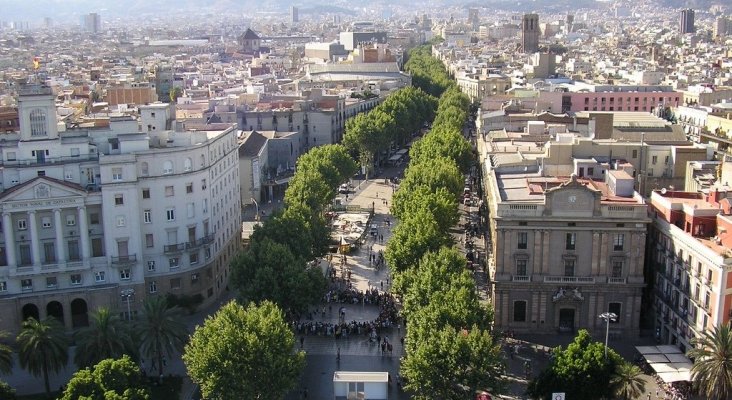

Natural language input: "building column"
[53,209,66,263]
[78,207,91,260]
[532,230,542,275]
[591,232,600,275]
[2,213,16,267]
[541,230,550,275]
[28,211,41,266]
[599,233,609,274]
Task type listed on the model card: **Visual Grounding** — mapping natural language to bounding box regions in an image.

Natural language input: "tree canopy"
[60,356,150,400]
[527,329,622,400]
[687,323,732,400]
[16,317,70,397]
[183,301,305,400]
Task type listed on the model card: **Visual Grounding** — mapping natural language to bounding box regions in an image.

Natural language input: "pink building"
[539,84,682,113]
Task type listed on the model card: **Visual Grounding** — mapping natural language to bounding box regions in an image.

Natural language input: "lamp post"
[250,198,259,221]
[121,288,135,322]
[598,312,617,360]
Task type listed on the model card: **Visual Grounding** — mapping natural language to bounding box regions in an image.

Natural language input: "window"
[144,210,152,223]
[608,303,621,324]
[632,150,638,158]
[118,269,130,280]
[165,186,174,196]
[116,216,126,227]
[203,199,208,214]
[516,259,527,276]
[169,257,179,269]
[41,217,52,228]
[588,167,594,176]
[37,170,45,177]
[191,273,200,283]
[0,281,5,292]
[652,155,658,165]
[145,233,154,248]
[147,261,156,271]
[613,234,624,251]
[21,279,32,291]
[707,270,713,284]
[92,238,104,257]
[184,158,192,172]
[71,147,80,157]
[517,232,528,249]
[114,194,124,205]
[90,213,100,224]
[94,271,106,282]
[190,252,199,265]
[611,260,623,278]
[170,278,181,290]
[149,281,157,293]
[186,183,193,193]
[566,233,576,250]
[18,219,27,230]
[513,301,527,322]
[141,162,149,176]
[45,276,58,288]
[201,179,207,190]
[6,152,15,161]
[564,259,575,276]
[166,208,175,221]
[112,168,123,181]
[163,160,173,174]
[66,215,76,226]
[29,108,47,136]
[142,188,150,199]
[187,203,195,218]
[70,274,82,285]
[205,247,211,260]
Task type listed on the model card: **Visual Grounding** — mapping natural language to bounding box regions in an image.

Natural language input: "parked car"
[339,184,349,194]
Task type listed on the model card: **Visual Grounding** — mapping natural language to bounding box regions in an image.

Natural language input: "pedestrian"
[303,388,308,399]
[380,281,383,289]
[337,347,341,362]
[300,336,304,349]
[647,393,651,400]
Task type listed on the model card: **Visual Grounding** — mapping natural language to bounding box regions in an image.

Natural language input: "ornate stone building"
[485,171,649,335]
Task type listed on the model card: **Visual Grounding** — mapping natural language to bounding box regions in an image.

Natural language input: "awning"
[635,345,693,383]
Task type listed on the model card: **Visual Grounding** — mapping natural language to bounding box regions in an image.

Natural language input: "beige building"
[455,71,511,102]
[485,171,649,335]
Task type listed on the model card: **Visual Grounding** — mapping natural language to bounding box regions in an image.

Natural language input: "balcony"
[164,243,185,254]
[185,234,215,250]
[608,277,626,284]
[512,275,531,282]
[544,276,595,284]
[111,254,137,266]
[0,153,99,167]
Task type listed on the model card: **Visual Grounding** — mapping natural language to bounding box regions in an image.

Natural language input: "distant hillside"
[1,0,724,21]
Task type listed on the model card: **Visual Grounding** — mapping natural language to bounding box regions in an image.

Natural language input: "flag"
[33,57,40,70]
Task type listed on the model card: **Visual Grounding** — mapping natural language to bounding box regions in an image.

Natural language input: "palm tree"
[687,323,732,400]
[74,307,136,368]
[0,330,13,375]
[16,318,69,397]
[135,296,188,376]
[611,361,646,400]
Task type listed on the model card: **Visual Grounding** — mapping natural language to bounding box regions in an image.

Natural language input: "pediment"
[0,177,87,203]
[545,175,601,217]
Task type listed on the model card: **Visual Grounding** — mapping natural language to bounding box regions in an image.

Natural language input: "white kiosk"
[333,371,389,400]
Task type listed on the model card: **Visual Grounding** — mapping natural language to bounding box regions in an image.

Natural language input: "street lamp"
[121,288,135,322]
[598,312,617,360]
[250,198,259,221]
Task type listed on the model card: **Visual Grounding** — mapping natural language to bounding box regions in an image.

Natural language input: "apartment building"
[0,85,240,333]
[647,189,732,352]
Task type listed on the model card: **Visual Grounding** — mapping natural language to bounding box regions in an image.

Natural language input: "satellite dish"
[661,188,667,194]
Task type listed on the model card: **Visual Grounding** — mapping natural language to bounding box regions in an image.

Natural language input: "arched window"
[29,109,47,136]
[200,154,206,167]
[184,158,192,172]
[140,162,149,176]
[163,160,173,175]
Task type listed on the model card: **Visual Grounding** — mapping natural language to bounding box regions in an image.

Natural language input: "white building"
[0,85,241,333]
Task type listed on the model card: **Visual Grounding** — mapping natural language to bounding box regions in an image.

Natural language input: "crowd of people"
[292,287,400,342]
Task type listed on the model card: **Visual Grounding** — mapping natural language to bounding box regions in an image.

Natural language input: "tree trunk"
[157,341,164,377]
[42,351,50,397]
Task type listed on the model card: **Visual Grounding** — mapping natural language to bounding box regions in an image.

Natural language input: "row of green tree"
[385,48,505,399]
[230,144,357,318]
[0,296,187,399]
[343,86,437,176]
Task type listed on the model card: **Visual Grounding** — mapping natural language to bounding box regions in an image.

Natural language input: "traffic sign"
[552,393,566,400]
